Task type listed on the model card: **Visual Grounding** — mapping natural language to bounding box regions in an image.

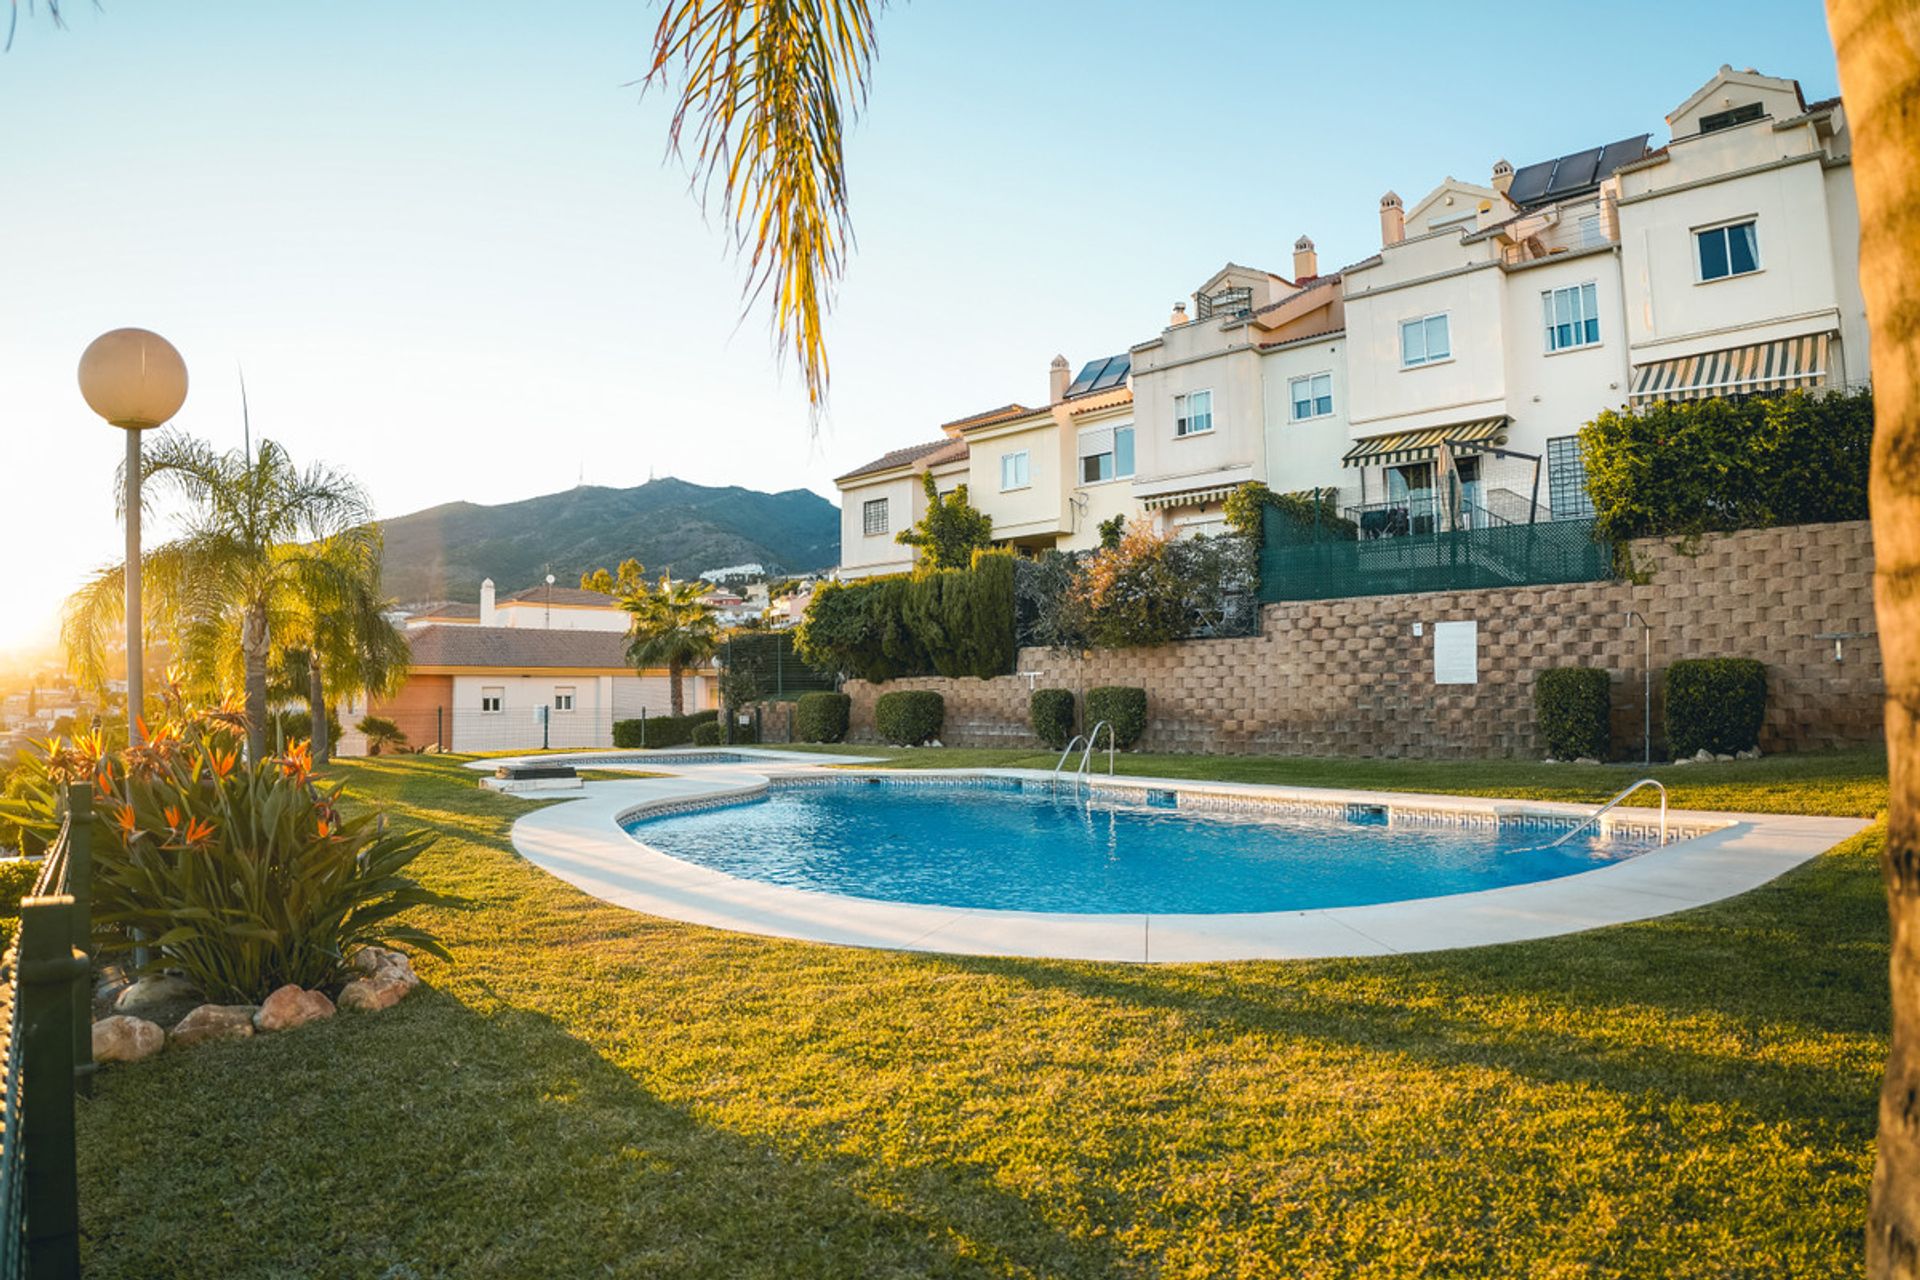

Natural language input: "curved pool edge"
[505,765,1871,963]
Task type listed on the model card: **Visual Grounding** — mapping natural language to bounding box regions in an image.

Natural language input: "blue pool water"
[623,781,1652,914]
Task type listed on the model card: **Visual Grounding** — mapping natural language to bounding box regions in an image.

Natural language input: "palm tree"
[1830,4,1920,1270]
[646,0,880,416]
[620,574,721,717]
[285,542,411,766]
[64,434,380,763]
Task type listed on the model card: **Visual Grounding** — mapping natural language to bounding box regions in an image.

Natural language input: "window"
[1077,424,1135,484]
[1543,282,1601,352]
[1400,314,1451,367]
[999,450,1031,490]
[1289,373,1334,421]
[553,687,575,713]
[1174,389,1213,436]
[861,497,888,536]
[1547,435,1595,519]
[1696,220,1760,281]
[1700,102,1764,133]
[1576,214,1605,249]
[480,687,504,714]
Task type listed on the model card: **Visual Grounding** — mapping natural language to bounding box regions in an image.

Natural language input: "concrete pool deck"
[475,749,1871,963]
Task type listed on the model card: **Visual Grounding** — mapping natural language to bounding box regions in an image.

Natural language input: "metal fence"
[1259,504,1612,603]
[0,785,92,1279]
[720,633,837,701]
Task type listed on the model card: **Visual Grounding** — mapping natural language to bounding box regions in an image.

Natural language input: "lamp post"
[77,329,189,744]
[1626,610,1653,765]
[545,573,556,629]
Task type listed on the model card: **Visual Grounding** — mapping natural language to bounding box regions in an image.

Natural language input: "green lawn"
[75,749,1889,1278]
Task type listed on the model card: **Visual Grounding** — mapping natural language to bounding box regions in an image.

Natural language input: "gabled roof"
[835,436,969,484]
[500,585,619,608]
[406,625,637,670]
[941,403,1035,432]
[409,602,480,621]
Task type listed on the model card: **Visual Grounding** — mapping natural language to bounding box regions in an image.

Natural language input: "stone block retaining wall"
[837,521,1882,760]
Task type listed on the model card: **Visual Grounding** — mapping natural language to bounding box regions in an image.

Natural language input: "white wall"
[838,473,918,578]
[493,601,628,632]
[1259,335,1351,498]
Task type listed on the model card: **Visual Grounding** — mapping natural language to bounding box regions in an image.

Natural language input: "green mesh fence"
[1258,506,1612,603]
[721,631,837,701]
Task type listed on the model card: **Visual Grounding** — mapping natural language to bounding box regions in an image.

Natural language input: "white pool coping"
[492,750,1869,963]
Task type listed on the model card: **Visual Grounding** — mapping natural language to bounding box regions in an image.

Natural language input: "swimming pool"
[622,778,1662,914]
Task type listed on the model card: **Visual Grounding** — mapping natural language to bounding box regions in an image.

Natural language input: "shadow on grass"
[934,828,1888,1136]
[77,985,1127,1280]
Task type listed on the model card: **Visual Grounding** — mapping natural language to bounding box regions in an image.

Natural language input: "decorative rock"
[1737,746,1763,760]
[92,1015,164,1064]
[168,1003,258,1049]
[1693,748,1715,763]
[253,984,336,1033]
[338,975,411,1012]
[114,975,199,1013]
[351,946,420,990]
[1573,757,1601,766]
[1541,757,1559,766]
[1713,753,1735,763]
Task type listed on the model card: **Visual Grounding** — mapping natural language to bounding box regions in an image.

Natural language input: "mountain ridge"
[376,477,840,604]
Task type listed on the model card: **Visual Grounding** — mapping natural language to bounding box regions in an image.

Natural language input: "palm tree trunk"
[1828,4,1920,1273]
[669,659,685,717]
[241,603,271,763]
[307,656,330,766]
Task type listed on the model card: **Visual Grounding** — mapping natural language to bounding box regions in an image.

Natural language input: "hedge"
[794,691,851,744]
[1085,686,1147,750]
[1029,688,1076,750]
[612,709,718,749]
[1534,667,1611,761]
[1581,388,1872,542]
[796,552,1015,683]
[692,721,722,746]
[874,691,944,746]
[1665,658,1767,757]
[273,708,342,750]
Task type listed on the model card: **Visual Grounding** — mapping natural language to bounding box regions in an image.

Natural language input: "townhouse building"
[830,65,1865,571]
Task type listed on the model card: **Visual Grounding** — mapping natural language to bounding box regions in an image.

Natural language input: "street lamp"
[77,329,189,743]
[545,573,556,629]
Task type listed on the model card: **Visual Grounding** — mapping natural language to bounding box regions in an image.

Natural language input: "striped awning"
[1629,333,1831,407]
[1141,484,1240,511]
[1341,417,1509,469]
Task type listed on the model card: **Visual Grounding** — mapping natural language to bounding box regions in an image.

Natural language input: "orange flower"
[315,818,332,839]
[181,816,217,846]
[278,740,314,782]
[111,804,138,838]
[209,749,238,780]
[163,805,183,831]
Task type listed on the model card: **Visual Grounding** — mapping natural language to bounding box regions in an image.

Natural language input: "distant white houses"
[345,575,717,755]
[832,65,1867,569]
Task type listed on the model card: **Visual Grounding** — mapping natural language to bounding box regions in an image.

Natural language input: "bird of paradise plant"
[0,676,456,1002]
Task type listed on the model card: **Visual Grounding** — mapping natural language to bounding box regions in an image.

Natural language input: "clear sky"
[0,0,1841,658]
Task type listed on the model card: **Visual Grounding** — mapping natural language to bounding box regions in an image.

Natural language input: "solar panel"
[1505,161,1553,207]
[1595,134,1651,179]
[1064,359,1105,398]
[1544,147,1603,198]
[1088,353,1130,393]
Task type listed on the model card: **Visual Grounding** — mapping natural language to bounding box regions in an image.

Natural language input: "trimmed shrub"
[1029,688,1076,750]
[1534,667,1611,761]
[273,708,342,750]
[796,554,1015,683]
[692,721,723,746]
[1582,388,1872,542]
[874,691,944,746]
[794,691,851,744]
[1085,686,1147,750]
[1665,658,1767,757]
[611,709,719,749]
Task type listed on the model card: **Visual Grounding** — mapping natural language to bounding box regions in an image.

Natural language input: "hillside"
[377,478,839,604]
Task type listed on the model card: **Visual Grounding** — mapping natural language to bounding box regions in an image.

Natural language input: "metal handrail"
[1079,721,1116,784]
[1548,778,1668,848]
[1051,735,1086,795]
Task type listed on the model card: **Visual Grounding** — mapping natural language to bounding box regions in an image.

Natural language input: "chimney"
[1379,191,1405,247]
[1049,354,1070,403]
[1169,301,1188,327]
[480,577,496,626]
[1491,159,1514,200]
[1292,235,1318,280]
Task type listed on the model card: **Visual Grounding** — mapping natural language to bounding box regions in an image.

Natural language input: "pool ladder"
[1547,778,1668,848]
[1051,721,1116,800]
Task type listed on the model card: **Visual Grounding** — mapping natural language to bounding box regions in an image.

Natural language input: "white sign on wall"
[1433,620,1479,685]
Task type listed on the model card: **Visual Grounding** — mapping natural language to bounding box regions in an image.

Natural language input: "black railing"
[0,784,93,1279]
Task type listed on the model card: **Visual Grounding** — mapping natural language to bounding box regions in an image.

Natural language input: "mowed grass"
[74,750,1889,1278]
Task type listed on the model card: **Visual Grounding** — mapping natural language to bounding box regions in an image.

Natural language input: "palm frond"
[646,0,881,418]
